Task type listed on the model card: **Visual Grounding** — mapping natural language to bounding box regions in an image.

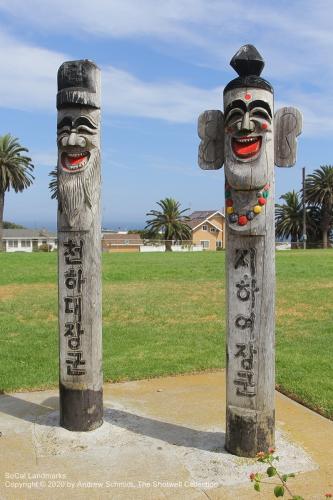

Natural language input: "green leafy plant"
[250,448,332,499]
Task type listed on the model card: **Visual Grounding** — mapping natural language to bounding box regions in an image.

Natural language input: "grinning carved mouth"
[61,152,90,172]
[232,136,262,159]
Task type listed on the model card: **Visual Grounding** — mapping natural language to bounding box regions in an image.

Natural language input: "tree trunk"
[0,191,4,252]
[165,240,172,252]
[321,200,332,249]
[291,232,298,249]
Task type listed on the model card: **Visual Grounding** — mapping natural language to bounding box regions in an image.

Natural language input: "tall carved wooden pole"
[198,45,302,456]
[57,60,103,431]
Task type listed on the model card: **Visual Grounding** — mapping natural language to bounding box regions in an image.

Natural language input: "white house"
[2,229,57,253]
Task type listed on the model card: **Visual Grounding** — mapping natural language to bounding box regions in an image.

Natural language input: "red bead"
[261,122,268,129]
[238,215,248,226]
[226,199,233,207]
[258,197,266,206]
[244,93,251,100]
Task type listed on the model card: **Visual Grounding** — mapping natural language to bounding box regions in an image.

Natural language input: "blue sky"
[1,0,332,230]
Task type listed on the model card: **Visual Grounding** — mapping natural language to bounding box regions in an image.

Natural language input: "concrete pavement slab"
[0,371,332,499]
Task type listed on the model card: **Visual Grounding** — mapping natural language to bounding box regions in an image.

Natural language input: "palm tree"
[275,191,304,248]
[145,198,192,251]
[305,165,333,248]
[0,134,34,251]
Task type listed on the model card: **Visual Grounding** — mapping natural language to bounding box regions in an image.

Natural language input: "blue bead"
[246,210,255,220]
[229,213,238,223]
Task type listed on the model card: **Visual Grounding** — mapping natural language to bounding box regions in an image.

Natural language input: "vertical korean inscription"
[63,239,86,375]
[233,248,258,398]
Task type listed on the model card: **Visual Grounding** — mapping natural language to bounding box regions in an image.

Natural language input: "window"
[21,240,31,247]
[8,240,18,248]
[216,240,222,248]
[42,240,47,245]
[200,240,210,249]
[202,225,207,231]
[210,227,217,232]
[124,239,129,245]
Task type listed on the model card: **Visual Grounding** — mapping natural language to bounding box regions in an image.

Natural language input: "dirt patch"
[0,283,56,302]
[276,302,329,320]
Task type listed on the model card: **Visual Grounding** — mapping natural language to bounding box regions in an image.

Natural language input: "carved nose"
[239,112,254,133]
[62,131,86,147]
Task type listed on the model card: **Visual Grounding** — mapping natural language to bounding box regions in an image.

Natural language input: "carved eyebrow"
[57,117,72,129]
[74,116,98,129]
[225,100,247,118]
[248,100,272,117]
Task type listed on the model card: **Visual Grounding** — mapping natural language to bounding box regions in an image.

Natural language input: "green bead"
[225,190,231,198]
[263,191,269,198]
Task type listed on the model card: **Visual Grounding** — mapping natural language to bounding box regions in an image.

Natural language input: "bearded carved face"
[57,106,100,228]
[224,88,273,191]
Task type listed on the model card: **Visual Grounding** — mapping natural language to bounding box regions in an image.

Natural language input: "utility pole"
[303,167,307,250]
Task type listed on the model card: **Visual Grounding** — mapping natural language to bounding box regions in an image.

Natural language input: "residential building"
[188,210,225,250]
[2,229,57,252]
[102,232,143,252]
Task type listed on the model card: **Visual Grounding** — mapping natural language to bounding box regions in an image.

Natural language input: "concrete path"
[0,371,332,499]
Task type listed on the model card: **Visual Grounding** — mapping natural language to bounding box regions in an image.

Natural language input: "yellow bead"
[227,207,234,214]
[253,205,262,214]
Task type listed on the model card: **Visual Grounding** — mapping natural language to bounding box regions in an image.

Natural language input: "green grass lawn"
[0,250,332,419]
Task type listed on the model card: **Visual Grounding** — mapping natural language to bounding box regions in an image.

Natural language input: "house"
[188,210,225,250]
[2,229,57,252]
[102,232,143,252]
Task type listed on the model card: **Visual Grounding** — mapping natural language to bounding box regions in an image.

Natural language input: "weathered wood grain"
[197,45,302,457]
[57,60,103,431]
[274,107,302,167]
[198,110,224,170]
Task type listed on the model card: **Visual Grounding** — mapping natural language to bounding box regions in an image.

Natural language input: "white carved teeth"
[236,137,258,144]
[67,152,89,158]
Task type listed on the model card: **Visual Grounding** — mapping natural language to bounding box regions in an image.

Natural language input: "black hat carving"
[224,44,273,94]
[57,60,100,109]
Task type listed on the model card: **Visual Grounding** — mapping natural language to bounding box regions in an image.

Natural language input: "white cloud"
[0,0,333,134]
[102,66,223,122]
[0,31,65,111]
[0,29,223,123]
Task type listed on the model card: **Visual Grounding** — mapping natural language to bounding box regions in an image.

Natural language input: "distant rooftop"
[189,210,218,220]
[3,229,56,238]
[187,210,225,229]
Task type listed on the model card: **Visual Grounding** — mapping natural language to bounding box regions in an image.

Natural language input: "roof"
[189,210,217,220]
[188,210,225,231]
[102,233,143,243]
[3,229,57,238]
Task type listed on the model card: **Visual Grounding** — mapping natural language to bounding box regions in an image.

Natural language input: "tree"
[275,191,304,247]
[145,198,192,251]
[3,221,25,229]
[305,165,333,248]
[0,134,34,250]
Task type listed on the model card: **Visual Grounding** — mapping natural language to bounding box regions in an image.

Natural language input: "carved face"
[224,88,273,190]
[57,107,99,174]
[57,106,100,227]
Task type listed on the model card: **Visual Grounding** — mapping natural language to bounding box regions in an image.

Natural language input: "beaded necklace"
[225,184,270,226]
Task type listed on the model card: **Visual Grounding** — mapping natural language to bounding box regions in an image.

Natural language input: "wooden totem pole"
[198,45,302,456]
[57,60,103,431]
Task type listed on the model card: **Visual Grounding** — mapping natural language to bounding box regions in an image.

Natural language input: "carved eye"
[57,131,69,143]
[57,126,71,134]
[225,108,244,125]
[251,108,271,122]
